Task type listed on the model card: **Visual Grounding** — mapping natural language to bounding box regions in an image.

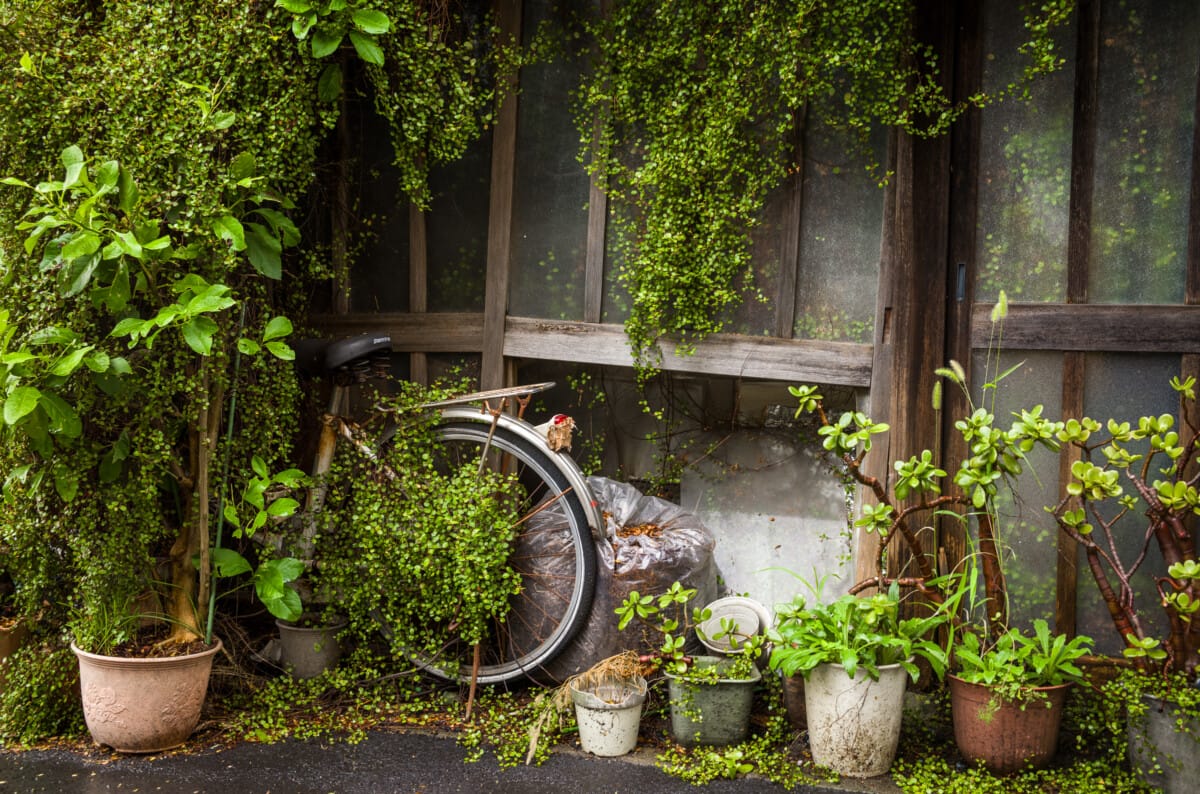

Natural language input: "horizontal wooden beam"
[504,317,873,386]
[309,313,484,352]
[310,313,874,386]
[972,303,1200,353]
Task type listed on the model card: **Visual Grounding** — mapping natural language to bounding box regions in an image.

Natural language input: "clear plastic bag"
[532,477,720,684]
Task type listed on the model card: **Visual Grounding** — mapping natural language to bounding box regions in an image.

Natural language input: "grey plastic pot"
[666,655,761,747]
[276,614,347,679]
[1128,693,1200,794]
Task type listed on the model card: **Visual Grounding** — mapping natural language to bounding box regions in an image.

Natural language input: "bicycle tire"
[409,419,597,686]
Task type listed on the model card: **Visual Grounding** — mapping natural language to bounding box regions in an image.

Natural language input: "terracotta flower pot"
[0,618,29,689]
[72,639,221,753]
[949,675,1069,775]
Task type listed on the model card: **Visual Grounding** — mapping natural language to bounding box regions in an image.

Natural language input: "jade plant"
[1047,375,1200,678]
[616,581,764,681]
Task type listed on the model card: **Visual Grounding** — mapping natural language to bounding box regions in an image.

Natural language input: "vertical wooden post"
[864,0,956,593]
[481,0,522,391]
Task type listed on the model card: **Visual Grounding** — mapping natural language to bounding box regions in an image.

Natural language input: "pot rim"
[947,673,1073,695]
[71,637,223,665]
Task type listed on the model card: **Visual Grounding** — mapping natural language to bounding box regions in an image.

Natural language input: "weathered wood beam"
[971,303,1200,353]
[503,317,873,386]
[309,312,485,352]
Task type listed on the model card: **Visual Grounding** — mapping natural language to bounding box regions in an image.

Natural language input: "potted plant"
[1045,374,1200,790]
[617,581,764,747]
[947,618,1094,774]
[2,145,301,751]
[767,579,949,778]
[207,453,350,681]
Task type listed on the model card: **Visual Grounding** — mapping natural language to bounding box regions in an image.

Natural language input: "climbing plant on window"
[573,0,1074,374]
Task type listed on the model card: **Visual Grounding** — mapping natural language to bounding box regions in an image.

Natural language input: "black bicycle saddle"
[291,333,393,378]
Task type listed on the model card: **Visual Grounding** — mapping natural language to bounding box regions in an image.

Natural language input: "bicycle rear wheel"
[413,419,597,686]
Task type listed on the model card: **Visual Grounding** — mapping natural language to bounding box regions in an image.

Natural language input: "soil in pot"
[72,638,221,753]
[949,675,1069,775]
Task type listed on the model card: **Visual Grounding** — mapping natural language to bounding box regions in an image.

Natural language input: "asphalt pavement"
[0,728,900,794]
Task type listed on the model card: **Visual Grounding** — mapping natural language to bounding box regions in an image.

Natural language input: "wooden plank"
[481,0,522,390]
[408,202,428,384]
[1067,0,1100,304]
[583,118,608,325]
[1056,351,1084,636]
[774,107,806,339]
[503,317,873,386]
[1189,36,1200,306]
[939,0,984,595]
[877,0,955,598]
[309,312,484,352]
[970,303,1200,353]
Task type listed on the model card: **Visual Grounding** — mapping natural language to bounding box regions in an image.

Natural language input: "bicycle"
[290,332,601,686]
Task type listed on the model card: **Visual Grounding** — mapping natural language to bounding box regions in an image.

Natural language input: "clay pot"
[949,675,1069,775]
[72,639,221,753]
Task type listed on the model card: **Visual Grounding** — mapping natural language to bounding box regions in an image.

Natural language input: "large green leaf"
[39,391,81,438]
[348,30,384,65]
[311,29,343,58]
[245,222,282,279]
[181,316,219,355]
[352,8,390,35]
[212,547,253,578]
[317,63,343,102]
[3,385,41,425]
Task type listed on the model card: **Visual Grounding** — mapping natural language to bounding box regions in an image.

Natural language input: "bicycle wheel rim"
[410,421,596,685]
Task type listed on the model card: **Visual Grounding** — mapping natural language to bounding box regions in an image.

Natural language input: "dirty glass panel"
[719,189,782,337]
[970,351,1064,630]
[1089,0,1198,304]
[600,208,631,324]
[508,0,591,321]
[351,111,410,313]
[792,116,884,343]
[425,130,492,312]
[973,1,1075,303]
[1076,353,1179,655]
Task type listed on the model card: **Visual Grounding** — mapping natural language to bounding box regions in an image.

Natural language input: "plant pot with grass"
[767,582,950,778]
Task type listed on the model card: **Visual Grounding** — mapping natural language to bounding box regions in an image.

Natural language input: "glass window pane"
[508,0,591,320]
[1089,0,1199,303]
[970,351,1064,630]
[974,2,1076,303]
[352,113,410,313]
[792,118,884,343]
[1076,353,1180,654]
[426,131,492,313]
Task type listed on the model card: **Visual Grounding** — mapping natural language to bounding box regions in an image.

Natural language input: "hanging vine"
[574,0,1074,372]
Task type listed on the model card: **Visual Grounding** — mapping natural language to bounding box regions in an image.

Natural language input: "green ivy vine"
[573,0,1074,372]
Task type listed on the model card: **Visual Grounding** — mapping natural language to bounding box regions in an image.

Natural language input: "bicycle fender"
[438,406,604,535]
